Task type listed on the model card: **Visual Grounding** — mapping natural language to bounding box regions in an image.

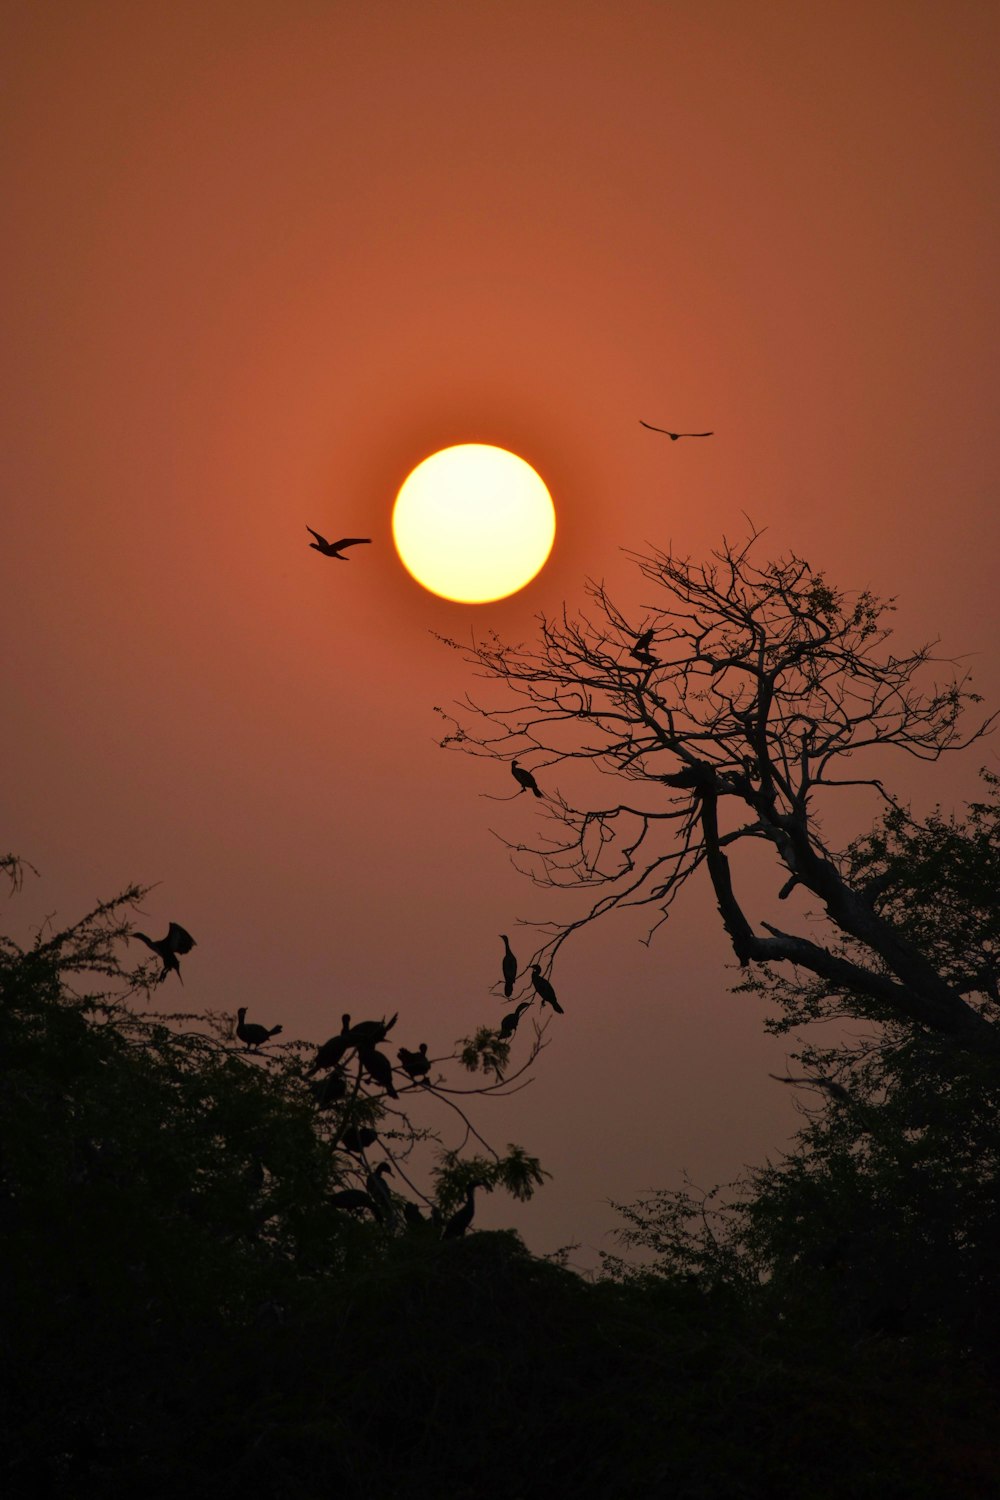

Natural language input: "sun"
[392,444,556,603]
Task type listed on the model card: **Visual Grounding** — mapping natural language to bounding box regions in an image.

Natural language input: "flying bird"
[639,420,714,440]
[132,922,196,983]
[306,526,372,560]
[235,1007,283,1049]
[499,934,518,997]
[530,964,564,1014]
[397,1043,431,1082]
[499,1001,530,1041]
[511,759,543,798]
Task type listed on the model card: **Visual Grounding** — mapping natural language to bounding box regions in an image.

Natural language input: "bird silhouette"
[340,1125,378,1153]
[235,1007,283,1049]
[132,922,196,983]
[441,1180,486,1240]
[306,526,371,560]
[344,1013,399,1050]
[397,1043,431,1082]
[499,1001,530,1040]
[330,1187,376,1215]
[358,1045,399,1098]
[511,760,543,798]
[499,934,518,997]
[307,1016,353,1075]
[770,1073,853,1104]
[630,627,656,665]
[639,420,714,440]
[530,964,564,1014]
[366,1162,395,1223]
[310,1067,348,1108]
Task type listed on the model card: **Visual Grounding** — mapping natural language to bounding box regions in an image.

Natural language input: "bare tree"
[437,528,999,1059]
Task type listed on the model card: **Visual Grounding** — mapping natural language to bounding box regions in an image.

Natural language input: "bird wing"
[639,420,676,436]
[330,537,372,551]
[166,922,196,954]
[682,431,714,438]
[305,525,329,547]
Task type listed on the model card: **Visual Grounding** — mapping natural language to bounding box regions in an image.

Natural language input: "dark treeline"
[3,787,1000,1499]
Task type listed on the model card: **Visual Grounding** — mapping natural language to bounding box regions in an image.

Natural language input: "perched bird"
[366,1161,394,1210]
[499,933,518,998]
[330,1187,376,1215]
[397,1043,431,1082]
[639,420,714,440]
[306,526,371,560]
[511,759,543,798]
[307,1017,353,1075]
[441,1180,486,1240]
[310,1068,348,1108]
[403,1200,427,1229]
[235,1007,283,1049]
[358,1045,399,1099]
[499,1001,530,1040]
[132,922,196,983]
[530,964,564,1014]
[770,1073,853,1104]
[340,1125,378,1153]
[630,627,656,665]
[344,1013,399,1050]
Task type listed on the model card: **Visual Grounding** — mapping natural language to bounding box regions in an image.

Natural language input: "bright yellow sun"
[392,444,556,604]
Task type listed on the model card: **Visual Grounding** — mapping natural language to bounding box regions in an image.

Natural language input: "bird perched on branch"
[344,1013,399,1050]
[340,1125,378,1153]
[132,922,196,983]
[770,1073,853,1104]
[310,1067,348,1108]
[397,1043,431,1082]
[306,526,371,560]
[307,1017,353,1075]
[530,965,564,1014]
[499,1001,530,1040]
[441,1180,486,1240]
[330,1187,376,1215]
[630,627,657,665]
[358,1045,399,1098]
[235,1007,283,1050]
[500,933,518,997]
[511,759,543,798]
[366,1162,395,1222]
[639,420,714,440]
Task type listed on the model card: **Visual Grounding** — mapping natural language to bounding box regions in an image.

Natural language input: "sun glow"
[392,444,556,604]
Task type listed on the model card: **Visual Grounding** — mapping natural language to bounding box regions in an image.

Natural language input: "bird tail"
[504,981,513,998]
[269,1025,284,1038]
[550,997,564,1014]
[532,786,543,798]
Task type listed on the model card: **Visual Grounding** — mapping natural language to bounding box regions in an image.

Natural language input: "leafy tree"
[604,775,1000,1370]
[438,528,998,1058]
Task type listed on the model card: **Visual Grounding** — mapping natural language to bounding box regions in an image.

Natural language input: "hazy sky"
[4,1,998,1265]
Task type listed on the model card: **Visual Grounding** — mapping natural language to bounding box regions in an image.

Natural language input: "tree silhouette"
[437,527,998,1058]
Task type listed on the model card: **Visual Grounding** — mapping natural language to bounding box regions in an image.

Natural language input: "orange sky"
[3,1,999,1265]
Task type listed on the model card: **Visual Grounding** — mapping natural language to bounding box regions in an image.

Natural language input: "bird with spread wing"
[306,526,371,560]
